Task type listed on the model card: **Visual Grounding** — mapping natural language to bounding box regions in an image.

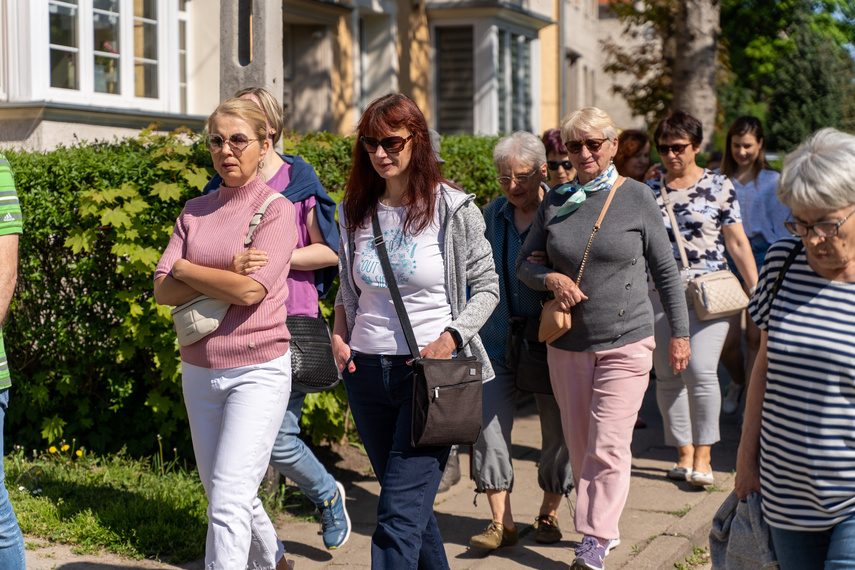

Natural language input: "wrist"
[443,327,463,349]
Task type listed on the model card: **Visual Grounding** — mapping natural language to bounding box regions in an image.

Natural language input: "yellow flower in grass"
[76,450,83,457]
[61,444,70,452]
[49,446,57,454]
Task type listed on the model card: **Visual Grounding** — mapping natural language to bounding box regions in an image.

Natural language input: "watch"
[444,327,463,349]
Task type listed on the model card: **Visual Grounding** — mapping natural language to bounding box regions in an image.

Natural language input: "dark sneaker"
[533,514,562,544]
[437,446,461,493]
[317,481,351,550]
[572,535,606,570]
[469,521,519,549]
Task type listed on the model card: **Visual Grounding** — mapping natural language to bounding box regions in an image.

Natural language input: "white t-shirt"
[349,200,452,354]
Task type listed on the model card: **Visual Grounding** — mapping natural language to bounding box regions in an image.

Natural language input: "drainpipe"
[559,0,565,120]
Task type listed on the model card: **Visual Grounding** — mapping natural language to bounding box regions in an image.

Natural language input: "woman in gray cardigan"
[331,93,498,570]
[516,107,690,570]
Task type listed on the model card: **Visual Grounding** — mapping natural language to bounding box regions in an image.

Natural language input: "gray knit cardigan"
[335,184,499,380]
[516,177,690,351]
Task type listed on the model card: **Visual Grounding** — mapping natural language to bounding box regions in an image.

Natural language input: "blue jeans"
[770,515,855,569]
[344,353,451,570]
[0,389,25,570]
[268,387,337,505]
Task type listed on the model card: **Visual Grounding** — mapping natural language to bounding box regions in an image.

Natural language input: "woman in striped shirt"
[154,98,297,570]
[736,128,855,569]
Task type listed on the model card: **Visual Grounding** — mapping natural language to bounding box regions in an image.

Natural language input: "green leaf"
[181,166,209,191]
[64,229,96,254]
[100,207,132,229]
[41,414,68,443]
[151,181,183,202]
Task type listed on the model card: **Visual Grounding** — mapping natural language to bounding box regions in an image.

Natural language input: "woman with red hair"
[331,93,498,569]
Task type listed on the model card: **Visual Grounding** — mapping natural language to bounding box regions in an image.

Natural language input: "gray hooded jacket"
[335,184,499,380]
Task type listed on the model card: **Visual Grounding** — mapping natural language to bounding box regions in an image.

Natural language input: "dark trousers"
[344,353,451,570]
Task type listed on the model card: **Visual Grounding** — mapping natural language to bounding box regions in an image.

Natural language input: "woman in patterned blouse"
[646,110,758,488]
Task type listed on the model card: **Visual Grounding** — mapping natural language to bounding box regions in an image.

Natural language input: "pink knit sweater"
[154,176,297,369]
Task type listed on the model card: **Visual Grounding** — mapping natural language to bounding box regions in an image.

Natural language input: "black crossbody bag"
[500,222,552,394]
[371,213,483,447]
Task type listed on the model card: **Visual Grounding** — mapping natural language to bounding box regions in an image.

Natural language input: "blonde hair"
[561,107,618,145]
[234,87,286,145]
[204,98,268,143]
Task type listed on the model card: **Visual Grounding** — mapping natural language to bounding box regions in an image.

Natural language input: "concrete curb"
[633,473,733,568]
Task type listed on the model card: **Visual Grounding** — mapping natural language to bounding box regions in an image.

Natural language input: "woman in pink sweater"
[154,98,298,570]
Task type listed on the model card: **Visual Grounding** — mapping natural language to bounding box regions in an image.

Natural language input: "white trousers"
[182,352,291,570]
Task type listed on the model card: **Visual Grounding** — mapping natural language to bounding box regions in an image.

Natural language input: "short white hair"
[561,107,618,144]
[778,128,855,210]
[493,131,547,171]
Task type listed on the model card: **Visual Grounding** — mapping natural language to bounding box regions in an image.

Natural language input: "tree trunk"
[671,0,720,152]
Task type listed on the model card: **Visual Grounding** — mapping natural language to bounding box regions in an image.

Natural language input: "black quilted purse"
[288,314,341,393]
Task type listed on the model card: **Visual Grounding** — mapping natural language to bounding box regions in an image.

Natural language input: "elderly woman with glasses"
[517,107,690,570]
[468,131,574,553]
[646,110,758,489]
[332,93,498,569]
[154,98,297,570]
[735,128,855,569]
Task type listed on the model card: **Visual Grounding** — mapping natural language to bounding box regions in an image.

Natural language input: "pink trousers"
[547,336,654,540]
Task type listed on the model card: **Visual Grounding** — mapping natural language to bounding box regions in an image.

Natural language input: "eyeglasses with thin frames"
[784,206,855,238]
[547,160,573,171]
[360,135,413,154]
[496,170,538,187]
[205,133,259,153]
[565,138,609,154]
[657,142,692,156]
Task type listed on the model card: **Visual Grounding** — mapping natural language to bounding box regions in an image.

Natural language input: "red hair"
[343,93,455,234]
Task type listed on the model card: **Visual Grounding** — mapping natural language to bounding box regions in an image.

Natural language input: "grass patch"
[667,503,693,517]
[5,445,207,563]
[674,545,710,569]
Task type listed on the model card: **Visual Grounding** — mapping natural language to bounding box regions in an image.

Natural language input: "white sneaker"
[722,382,744,414]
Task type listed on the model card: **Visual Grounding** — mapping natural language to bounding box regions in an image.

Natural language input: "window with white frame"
[497,28,532,134]
[44,0,182,110]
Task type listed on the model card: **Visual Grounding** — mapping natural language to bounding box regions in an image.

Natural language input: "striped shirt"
[0,154,23,390]
[749,236,855,531]
[154,176,297,369]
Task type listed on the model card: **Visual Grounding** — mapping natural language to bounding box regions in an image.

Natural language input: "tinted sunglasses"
[547,160,573,171]
[565,138,609,154]
[360,135,413,154]
[657,142,692,156]
[205,133,259,153]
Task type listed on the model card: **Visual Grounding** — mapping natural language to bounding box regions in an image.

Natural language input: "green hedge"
[2,129,503,459]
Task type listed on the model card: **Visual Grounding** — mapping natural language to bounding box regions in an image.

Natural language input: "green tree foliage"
[765,21,855,150]
[602,0,678,127]
[720,0,855,142]
[2,129,501,460]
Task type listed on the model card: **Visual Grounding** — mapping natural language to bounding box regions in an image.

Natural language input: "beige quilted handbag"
[660,181,748,321]
[688,270,748,321]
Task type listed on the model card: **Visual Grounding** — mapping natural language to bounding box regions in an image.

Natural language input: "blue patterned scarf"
[553,164,619,217]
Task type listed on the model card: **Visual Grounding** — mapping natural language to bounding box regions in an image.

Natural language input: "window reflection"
[49,1,79,89]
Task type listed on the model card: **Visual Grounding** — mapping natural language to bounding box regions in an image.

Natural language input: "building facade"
[1,0,641,151]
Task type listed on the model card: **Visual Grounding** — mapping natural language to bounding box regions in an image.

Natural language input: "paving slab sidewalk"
[25,378,738,570]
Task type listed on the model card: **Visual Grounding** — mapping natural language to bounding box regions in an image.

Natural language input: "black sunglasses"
[360,135,413,154]
[657,142,692,156]
[547,160,573,171]
[565,138,609,154]
[205,133,259,153]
